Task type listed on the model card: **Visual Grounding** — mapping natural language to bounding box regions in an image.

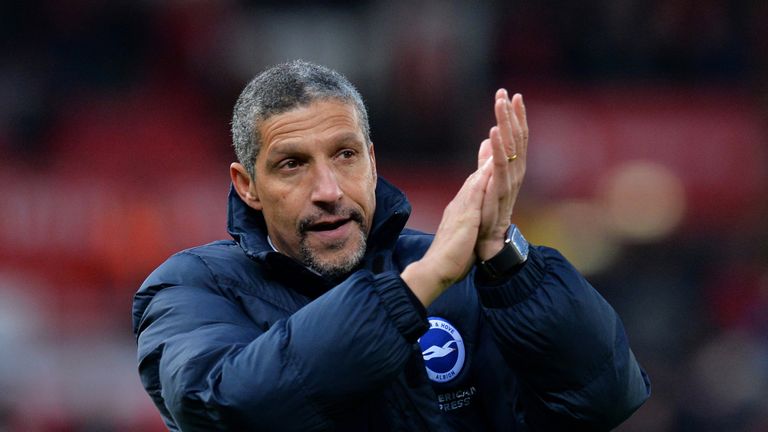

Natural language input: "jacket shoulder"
[132,240,252,334]
[143,240,248,288]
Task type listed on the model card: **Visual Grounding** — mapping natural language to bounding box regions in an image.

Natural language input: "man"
[133,60,650,431]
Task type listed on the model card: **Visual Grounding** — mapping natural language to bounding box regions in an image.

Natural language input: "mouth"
[302,217,356,244]
[298,207,366,247]
[300,208,364,233]
[306,218,352,232]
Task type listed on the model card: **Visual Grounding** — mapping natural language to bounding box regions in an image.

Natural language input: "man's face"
[249,100,377,278]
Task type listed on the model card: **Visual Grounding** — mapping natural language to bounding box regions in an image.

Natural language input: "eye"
[278,159,300,170]
[338,149,356,160]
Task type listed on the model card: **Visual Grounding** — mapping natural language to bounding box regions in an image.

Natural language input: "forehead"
[258,100,363,151]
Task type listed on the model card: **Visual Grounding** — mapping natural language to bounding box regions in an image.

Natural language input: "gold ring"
[507,154,518,162]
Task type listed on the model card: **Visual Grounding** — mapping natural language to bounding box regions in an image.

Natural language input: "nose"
[310,162,343,205]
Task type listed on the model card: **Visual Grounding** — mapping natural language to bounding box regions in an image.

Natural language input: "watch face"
[510,226,529,260]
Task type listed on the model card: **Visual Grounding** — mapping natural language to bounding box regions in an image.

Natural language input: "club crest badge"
[418,317,465,383]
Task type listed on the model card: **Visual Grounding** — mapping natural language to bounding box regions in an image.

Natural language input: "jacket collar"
[227,176,411,273]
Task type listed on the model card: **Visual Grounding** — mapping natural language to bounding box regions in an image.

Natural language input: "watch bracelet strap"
[476,246,546,307]
[477,225,528,280]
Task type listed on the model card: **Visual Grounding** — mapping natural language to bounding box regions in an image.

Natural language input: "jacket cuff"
[475,246,547,308]
[373,272,429,343]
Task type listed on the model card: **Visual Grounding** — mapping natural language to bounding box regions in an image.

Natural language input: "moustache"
[298,208,365,234]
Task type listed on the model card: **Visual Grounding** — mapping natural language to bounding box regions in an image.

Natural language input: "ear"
[368,142,377,181]
[230,162,263,211]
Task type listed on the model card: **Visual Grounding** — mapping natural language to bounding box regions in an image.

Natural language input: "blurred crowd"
[0,1,766,430]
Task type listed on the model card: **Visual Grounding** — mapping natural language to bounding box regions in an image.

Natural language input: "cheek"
[358,176,378,218]
[263,192,296,226]
[345,174,374,202]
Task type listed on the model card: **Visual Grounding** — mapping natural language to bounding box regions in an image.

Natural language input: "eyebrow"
[332,132,365,147]
[265,142,303,158]
[266,133,365,158]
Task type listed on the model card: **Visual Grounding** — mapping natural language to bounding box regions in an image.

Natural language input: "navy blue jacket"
[132,178,650,431]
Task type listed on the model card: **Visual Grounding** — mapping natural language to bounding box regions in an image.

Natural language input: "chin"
[301,234,367,279]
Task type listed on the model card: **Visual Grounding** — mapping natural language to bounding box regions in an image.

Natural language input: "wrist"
[476,225,530,281]
[476,224,510,260]
[476,238,506,262]
[401,258,452,307]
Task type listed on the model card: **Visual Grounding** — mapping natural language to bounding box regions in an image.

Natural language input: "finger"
[513,93,527,127]
[511,93,528,157]
[479,154,493,177]
[478,138,492,170]
[478,171,498,237]
[489,126,510,188]
[495,88,508,102]
[494,97,515,159]
[450,161,492,222]
[505,96,525,159]
[472,154,494,196]
[456,156,493,207]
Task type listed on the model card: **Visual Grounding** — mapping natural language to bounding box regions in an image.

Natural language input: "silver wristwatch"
[477,225,529,279]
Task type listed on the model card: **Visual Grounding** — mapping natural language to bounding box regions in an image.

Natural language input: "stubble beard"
[298,220,368,279]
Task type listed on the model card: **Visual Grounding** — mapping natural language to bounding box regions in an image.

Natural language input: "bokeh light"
[600,160,686,242]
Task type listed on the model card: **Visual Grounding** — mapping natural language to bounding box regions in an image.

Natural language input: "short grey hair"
[231,60,371,179]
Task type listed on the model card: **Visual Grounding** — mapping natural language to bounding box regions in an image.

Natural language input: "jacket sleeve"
[475,246,650,431]
[134,253,427,431]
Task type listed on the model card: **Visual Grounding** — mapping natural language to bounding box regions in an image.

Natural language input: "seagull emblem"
[422,340,458,361]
